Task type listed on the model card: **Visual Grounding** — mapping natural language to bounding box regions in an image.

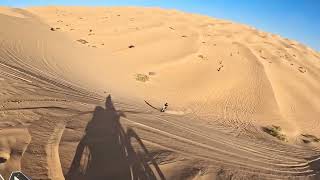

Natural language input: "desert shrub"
[135,74,149,82]
[148,72,156,76]
[262,125,286,141]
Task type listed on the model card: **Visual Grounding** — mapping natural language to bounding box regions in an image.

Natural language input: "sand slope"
[0,6,319,180]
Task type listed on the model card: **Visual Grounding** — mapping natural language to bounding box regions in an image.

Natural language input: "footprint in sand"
[77,39,89,44]
[217,61,224,71]
[198,54,208,60]
[50,27,60,31]
[217,66,224,71]
[259,55,272,63]
[298,66,307,73]
[260,55,267,60]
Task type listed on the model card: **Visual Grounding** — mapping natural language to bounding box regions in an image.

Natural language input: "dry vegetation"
[262,125,287,141]
[135,73,149,82]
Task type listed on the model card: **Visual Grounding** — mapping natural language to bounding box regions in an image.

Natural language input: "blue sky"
[1,0,319,51]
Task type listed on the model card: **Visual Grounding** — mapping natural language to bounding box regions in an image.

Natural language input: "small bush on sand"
[135,74,149,82]
[301,134,320,143]
[262,125,286,141]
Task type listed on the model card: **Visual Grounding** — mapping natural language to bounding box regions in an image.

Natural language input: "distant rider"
[160,103,168,112]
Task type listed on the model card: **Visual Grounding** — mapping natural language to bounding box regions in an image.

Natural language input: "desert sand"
[0,6,320,180]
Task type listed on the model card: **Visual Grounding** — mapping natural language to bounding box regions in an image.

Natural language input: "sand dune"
[0,6,319,180]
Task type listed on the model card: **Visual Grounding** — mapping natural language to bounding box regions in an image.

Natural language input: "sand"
[0,6,319,180]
